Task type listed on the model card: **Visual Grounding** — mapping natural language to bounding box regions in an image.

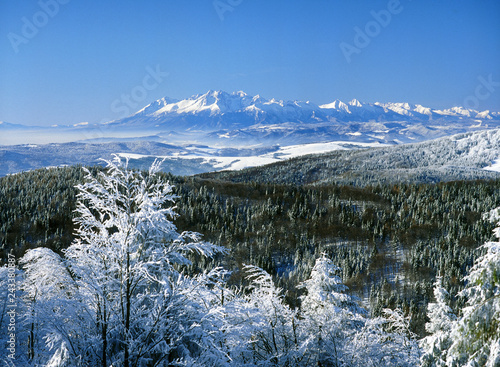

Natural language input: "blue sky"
[0,0,499,126]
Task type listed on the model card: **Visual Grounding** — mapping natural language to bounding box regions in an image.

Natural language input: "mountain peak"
[136,97,179,115]
[202,89,226,98]
[233,90,248,98]
[320,99,350,112]
[349,98,362,107]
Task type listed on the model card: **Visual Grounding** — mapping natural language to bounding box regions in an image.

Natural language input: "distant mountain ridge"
[2,90,500,147]
[110,90,500,130]
[103,90,500,146]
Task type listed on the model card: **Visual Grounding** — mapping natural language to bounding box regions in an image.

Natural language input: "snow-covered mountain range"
[116,90,500,127]
[1,90,500,178]
[2,90,500,147]
[104,90,500,145]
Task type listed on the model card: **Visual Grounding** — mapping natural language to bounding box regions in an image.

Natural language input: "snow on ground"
[484,159,500,173]
[209,156,279,170]
[116,153,150,160]
[118,141,389,172]
[275,141,386,159]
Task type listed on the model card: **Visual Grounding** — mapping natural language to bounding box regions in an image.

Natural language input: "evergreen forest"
[1,161,500,366]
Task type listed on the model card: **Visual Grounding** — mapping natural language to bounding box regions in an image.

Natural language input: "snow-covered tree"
[446,207,500,367]
[347,308,420,366]
[420,276,456,367]
[235,265,301,366]
[298,254,366,366]
[59,156,226,366]
[19,248,78,365]
[297,254,421,366]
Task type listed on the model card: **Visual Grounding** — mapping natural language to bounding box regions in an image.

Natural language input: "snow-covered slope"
[2,129,500,183]
[0,140,388,177]
[202,128,500,186]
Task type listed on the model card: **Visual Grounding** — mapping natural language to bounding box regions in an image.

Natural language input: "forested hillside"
[201,128,500,186]
[2,165,500,341]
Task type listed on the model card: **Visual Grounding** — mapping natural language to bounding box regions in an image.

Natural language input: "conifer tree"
[420,276,456,367]
[298,254,366,366]
[446,207,500,366]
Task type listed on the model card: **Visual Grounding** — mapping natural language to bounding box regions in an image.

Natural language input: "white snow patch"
[117,153,151,160]
[116,141,389,172]
[210,156,279,171]
[274,141,386,159]
[484,159,500,173]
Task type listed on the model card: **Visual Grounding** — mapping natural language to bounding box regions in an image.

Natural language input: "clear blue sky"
[1,0,499,126]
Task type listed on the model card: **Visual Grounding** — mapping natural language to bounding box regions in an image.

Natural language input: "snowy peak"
[137,97,180,116]
[233,90,248,98]
[438,106,473,117]
[180,90,227,114]
[148,90,259,117]
[475,110,493,119]
[320,99,350,113]
[83,90,500,136]
[375,102,416,116]
[434,106,491,119]
[349,99,362,107]
[414,104,432,116]
[122,91,499,127]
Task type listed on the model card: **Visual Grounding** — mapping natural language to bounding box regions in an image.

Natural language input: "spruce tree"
[446,207,500,366]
